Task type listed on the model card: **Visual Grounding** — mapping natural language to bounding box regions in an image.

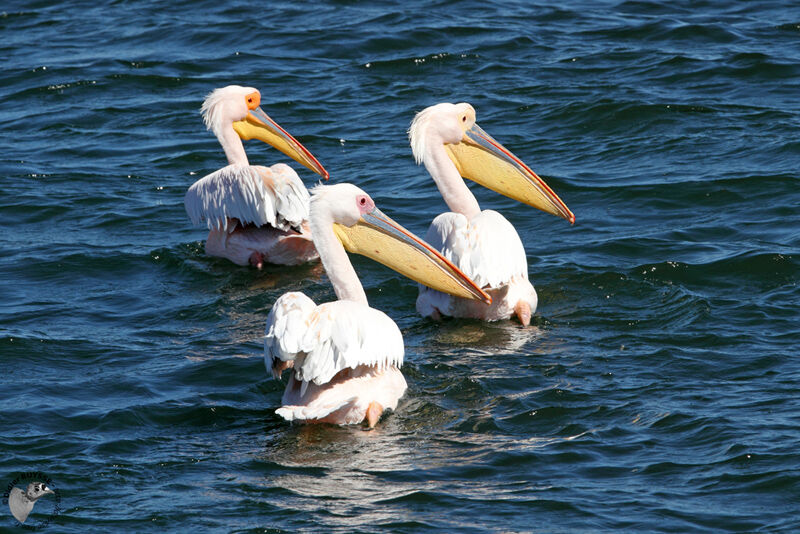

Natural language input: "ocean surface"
[1,1,799,532]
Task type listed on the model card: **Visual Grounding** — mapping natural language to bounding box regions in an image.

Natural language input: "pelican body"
[264,184,489,427]
[408,103,574,325]
[9,482,53,524]
[184,85,328,267]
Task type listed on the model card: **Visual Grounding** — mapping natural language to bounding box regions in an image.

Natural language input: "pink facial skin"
[356,194,375,216]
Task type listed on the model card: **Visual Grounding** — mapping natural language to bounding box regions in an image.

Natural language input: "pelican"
[264,183,490,427]
[184,85,328,267]
[409,103,574,325]
[9,482,53,524]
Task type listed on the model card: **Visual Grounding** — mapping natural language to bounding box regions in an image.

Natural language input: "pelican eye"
[462,116,467,122]
[360,198,366,205]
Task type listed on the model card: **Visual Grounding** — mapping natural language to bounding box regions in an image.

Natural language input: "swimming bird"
[264,183,490,427]
[408,103,574,325]
[184,85,329,267]
[9,482,53,523]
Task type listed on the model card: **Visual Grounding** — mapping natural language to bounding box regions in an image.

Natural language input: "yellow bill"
[445,123,574,223]
[233,106,329,179]
[333,208,491,304]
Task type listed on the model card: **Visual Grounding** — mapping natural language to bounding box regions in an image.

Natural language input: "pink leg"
[270,359,294,380]
[365,401,384,428]
[514,300,531,327]
[248,251,264,269]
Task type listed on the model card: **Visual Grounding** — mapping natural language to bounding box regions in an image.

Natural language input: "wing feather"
[264,297,404,387]
[185,163,309,232]
[264,292,317,367]
[427,209,527,288]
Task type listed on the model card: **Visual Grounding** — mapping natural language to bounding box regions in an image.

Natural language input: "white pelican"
[9,482,53,523]
[409,103,574,325]
[184,85,328,267]
[264,183,490,427]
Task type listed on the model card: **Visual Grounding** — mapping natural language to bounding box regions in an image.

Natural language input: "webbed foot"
[514,300,531,327]
[249,252,264,269]
[366,401,384,428]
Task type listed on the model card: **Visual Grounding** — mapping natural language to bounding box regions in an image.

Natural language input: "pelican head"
[311,184,491,304]
[24,482,53,501]
[201,85,328,178]
[409,102,574,223]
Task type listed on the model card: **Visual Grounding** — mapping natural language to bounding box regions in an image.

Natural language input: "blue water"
[2,1,799,532]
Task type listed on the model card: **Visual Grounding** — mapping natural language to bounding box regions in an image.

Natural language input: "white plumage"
[184,85,326,267]
[261,183,488,426]
[266,297,403,386]
[275,368,407,424]
[265,294,405,423]
[417,209,537,323]
[408,102,569,325]
[263,292,317,368]
[424,210,527,289]
[185,163,309,233]
[263,184,408,427]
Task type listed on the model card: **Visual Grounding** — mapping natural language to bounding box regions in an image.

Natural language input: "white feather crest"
[409,102,473,165]
[200,85,253,136]
[408,105,439,165]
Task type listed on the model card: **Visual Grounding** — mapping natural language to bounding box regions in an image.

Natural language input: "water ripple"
[1,0,799,532]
